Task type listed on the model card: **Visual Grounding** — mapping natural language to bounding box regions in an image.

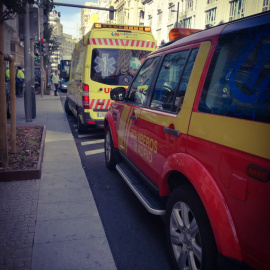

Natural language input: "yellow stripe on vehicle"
[188,112,270,160]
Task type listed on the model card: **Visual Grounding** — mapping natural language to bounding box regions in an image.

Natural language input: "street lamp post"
[171,2,179,28]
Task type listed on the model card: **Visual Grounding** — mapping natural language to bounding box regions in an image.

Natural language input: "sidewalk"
[0,91,117,270]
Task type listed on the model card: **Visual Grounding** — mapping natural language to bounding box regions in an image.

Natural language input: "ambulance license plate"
[97,112,106,118]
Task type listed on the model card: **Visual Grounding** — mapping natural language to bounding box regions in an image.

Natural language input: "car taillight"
[82,83,90,109]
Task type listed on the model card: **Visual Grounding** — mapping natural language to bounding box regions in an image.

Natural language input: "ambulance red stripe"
[88,38,155,48]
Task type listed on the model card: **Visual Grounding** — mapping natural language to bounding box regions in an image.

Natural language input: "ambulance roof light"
[94,23,151,32]
[169,28,201,41]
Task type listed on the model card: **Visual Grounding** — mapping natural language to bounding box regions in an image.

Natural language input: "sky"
[52,0,98,39]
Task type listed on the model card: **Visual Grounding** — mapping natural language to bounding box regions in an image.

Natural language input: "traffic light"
[34,49,39,61]
[40,38,49,54]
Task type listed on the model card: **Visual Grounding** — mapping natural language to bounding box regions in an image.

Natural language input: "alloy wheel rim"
[170,201,202,270]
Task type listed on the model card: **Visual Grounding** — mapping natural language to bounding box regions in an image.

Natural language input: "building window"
[140,10,144,19]
[205,8,216,28]
[10,43,15,52]
[186,0,194,11]
[207,0,218,4]
[183,17,192,28]
[262,0,270,11]
[229,0,245,21]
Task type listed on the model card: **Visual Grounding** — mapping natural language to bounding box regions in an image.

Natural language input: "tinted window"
[91,48,150,86]
[198,24,270,123]
[127,57,160,106]
[150,48,198,113]
[71,49,86,82]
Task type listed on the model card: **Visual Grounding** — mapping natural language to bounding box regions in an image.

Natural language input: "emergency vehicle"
[64,22,156,132]
[104,12,270,270]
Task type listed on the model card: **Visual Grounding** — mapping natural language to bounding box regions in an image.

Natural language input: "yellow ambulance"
[65,21,156,133]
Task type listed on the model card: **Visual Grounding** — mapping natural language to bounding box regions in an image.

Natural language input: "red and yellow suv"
[104,12,270,270]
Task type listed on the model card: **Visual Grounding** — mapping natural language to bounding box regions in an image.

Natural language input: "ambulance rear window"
[91,48,151,86]
[199,22,270,123]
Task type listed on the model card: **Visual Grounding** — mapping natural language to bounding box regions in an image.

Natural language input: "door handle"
[164,127,180,137]
[130,115,137,121]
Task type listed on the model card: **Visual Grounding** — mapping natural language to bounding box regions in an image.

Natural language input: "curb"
[0,125,46,182]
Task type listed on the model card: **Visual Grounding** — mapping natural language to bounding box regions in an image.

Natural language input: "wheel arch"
[161,153,242,261]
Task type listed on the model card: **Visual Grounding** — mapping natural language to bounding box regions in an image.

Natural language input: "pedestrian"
[52,70,60,96]
[16,66,24,98]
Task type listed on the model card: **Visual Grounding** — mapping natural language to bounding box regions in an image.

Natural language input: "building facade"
[3,13,24,68]
[61,33,76,60]
[49,13,64,71]
[110,0,145,25]
[142,0,269,46]
[80,0,112,36]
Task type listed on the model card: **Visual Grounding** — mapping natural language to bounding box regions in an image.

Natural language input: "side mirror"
[110,87,126,101]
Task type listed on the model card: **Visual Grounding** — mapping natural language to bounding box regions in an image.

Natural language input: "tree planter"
[0,125,46,181]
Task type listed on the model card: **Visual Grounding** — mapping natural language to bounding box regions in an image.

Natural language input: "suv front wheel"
[166,185,217,270]
[105,126,116,170]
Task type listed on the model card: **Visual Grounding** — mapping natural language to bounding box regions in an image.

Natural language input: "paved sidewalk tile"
[0,181,40,270]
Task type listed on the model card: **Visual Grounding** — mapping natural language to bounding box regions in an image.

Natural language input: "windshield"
[91,48,151,86]
[60,60,71,81]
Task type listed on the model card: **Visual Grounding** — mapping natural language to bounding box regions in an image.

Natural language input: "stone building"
[49,13,63,71]
[80,0,112,36]
[3,14,24,68]
[109,0,145,25]
[142,0,269,46]
[61,33,76,60]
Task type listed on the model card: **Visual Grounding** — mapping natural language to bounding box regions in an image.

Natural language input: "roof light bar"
[169,28,201,41]
[94,23,151,32]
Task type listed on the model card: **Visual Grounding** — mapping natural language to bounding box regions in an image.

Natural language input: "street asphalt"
[0,90,117,270]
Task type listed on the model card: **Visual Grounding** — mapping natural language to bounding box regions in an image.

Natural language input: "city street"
[59,91,173,270]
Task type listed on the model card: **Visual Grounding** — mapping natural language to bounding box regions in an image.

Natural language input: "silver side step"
[116,163,166,216]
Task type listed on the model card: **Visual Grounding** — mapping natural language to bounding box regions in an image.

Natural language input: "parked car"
[104,12,270,270]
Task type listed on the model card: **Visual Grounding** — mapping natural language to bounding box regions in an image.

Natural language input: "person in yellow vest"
[16,66,24,98]
[5,66,10,95]
[5,67,10,81]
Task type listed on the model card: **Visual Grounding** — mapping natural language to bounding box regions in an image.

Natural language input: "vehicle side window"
[74,49,86,82]
[150,48,198,113]
[198,23,270,123]
[127,57,160,106]
[71,51,79,81]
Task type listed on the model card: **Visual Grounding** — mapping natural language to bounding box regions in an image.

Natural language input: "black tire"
[64,98,73,115]
[77,113,87,133]
[104,126,116,170]
[6,94,11,119]
[165,185,217,270]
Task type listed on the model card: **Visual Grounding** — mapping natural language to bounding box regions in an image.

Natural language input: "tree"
[43,22,60,66]
[0,0,35,22]
[0,0,45,167]
[42,0,59,66]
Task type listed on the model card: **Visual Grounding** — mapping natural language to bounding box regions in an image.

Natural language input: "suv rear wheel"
[166,185,217,270]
